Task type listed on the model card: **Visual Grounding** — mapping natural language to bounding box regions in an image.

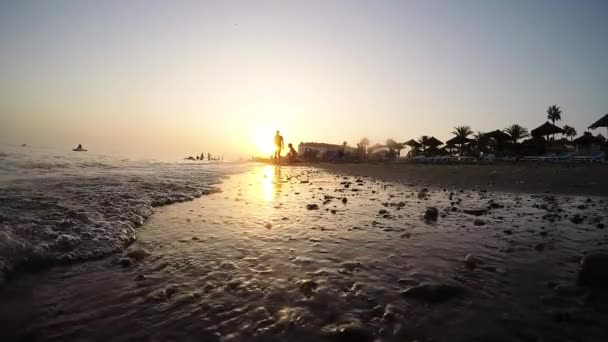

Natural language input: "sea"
[0,145,243,281]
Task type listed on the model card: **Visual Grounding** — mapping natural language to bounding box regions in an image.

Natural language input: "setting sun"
[252,125,278,156]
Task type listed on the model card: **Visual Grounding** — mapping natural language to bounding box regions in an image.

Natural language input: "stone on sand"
[464,254,479,268]
[401,283,465,302]
[463,208,487,216]
[579,253,608,287]
[424,207,439,220]
[126,248,151,261]
[306,204,319,210]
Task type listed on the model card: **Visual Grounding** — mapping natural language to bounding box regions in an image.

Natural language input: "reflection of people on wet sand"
[274,130,284,164]
[287,143,298,163]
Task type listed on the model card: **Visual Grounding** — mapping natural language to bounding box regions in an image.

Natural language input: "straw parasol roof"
[403,139,421,148]
[425,136,443,147]
[531,121,565,138]
[446,136,473,145]
[484,130,511,141]
[589,113,608,130]
[573,132,602,145]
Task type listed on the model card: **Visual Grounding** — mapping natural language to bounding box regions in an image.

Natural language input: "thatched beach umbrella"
[589,113,608,136]
[425,136,443,148]
[531,121,565,139]
[573,132,602,145]
[403,139,421,148]
[484,130,511,142]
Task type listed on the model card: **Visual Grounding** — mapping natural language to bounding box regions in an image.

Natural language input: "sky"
[1,0,607,160]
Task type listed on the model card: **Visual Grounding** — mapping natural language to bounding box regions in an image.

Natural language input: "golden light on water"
[261,165,275,202]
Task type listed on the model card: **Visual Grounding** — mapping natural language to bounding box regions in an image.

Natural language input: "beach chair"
[537,152,557,161]
[552,152,573,162]
[457,156,476,163]
[411,155,425,163]
[480,154,495,162]
[574,151,605,163]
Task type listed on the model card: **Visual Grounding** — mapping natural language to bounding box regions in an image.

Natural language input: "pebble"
[342,198,348,204]
[306,204,319,210]
[322,321,373,342]
[579,253,608,287]
[401,283,465,302]
[473,219,486,226]
[424,207,439,220]
[119,257,133,267]
[464,254,479,268]
[463,208,487,216]
[126,248,151,261]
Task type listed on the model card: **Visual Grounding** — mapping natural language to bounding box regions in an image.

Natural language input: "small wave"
[0,149,246,282]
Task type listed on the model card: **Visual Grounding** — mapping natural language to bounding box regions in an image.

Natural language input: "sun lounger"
[574,151,605,162]
[457,156,476,162]
[537,152,557,161]
[522,152,555,161]
[480,154,495,162]
[552,152,573,162]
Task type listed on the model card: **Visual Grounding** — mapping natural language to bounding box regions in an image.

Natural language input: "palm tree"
[359,138,370,159]
[417,135,429,153]
[503,124,530,144]
[385,139,403,158]
[452,125,473,139]
[451,125,473,153]
[546,105,562,125]
[563,125,577,141]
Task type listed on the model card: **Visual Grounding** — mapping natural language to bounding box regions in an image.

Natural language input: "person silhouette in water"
[274,130,284,164]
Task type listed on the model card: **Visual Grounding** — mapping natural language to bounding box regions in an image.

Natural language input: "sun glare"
[252,126,277,156]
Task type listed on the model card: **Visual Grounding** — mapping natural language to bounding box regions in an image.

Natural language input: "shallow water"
[1,164,608,341]
[0,146,242,280]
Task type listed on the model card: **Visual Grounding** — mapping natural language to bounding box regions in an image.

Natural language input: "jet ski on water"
[73,144,87,152]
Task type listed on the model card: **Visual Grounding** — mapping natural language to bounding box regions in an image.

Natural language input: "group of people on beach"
[273,130,298,164]
[185,153,222,161]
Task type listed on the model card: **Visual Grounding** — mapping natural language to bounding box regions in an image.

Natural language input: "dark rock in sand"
[473,219,486,226]
[504,229,513,235]
[135,274,147,281]
[570,214,584,224]
[379,209,388,215]
[535,243,545,251]
[297,279,318,296]
[306,204,319,210]
[330,210,337,214]
[579,253,608,287]
[126,248,151,261]
[342,198,348,204]
[265,223,272,229]
[401,283,465,302]
[424,207,439,220]
[597,223,605,229]
[322,321,373,342]
[464,254,479,268]
[463,209,487,216]
[119,257,133,267]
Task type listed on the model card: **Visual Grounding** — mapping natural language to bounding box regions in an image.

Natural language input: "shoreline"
[2,164,607,341]
[313,162,608,197]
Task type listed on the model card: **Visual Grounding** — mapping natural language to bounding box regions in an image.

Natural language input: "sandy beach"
[319,162,608,196]
[1,163,607,341]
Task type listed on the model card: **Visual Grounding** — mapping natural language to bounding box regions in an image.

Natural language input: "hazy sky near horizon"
[1,0,607,160]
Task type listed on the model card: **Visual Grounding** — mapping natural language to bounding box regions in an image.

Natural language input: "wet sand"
[1,165,608,341]
[319,162,608,196]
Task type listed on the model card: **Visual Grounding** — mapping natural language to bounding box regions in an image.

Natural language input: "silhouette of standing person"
[274,130,284,164]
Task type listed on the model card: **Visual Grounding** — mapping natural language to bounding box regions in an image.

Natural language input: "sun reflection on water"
[260,165,282,202]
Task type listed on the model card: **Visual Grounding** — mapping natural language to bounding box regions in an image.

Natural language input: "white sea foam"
[0,146,244,279]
